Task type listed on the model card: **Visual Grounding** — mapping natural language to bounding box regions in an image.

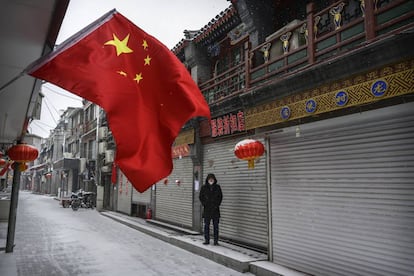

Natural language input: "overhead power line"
[42,98,58,125]
[30,121,50,136]
[32,119,55,129]
[43,84,83,102]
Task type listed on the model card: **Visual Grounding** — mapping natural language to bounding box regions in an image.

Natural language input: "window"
[88,140,96,159]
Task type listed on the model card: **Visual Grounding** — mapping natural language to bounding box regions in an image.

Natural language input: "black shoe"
[213,241,219,246]
[203,241,209,245]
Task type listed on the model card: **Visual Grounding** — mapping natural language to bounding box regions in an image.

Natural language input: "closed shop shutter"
[132,186,151,204]
[155,157,193,228]
[203,138,268,250]
[116,170,132,215]
[269,102,414,276]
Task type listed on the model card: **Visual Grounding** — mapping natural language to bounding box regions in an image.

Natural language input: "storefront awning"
[53,158,79,170]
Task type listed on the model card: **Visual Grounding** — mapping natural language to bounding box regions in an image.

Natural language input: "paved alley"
[4,191,253,276]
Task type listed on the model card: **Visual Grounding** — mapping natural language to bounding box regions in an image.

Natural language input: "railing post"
[306,2,316,64]
[244,40,251,89]
[364,0,376,41]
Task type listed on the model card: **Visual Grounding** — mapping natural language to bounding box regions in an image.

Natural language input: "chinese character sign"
[210,111,245,137]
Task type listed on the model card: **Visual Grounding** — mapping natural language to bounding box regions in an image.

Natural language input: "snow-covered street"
[9,191,253,276]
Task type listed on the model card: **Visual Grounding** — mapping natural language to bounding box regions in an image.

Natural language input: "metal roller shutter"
[155,157,193,228]
[203,138,268,250]
[132,186,151,204]
[269,102,414,276]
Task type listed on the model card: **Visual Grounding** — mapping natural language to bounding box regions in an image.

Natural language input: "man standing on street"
[199,173,223,245]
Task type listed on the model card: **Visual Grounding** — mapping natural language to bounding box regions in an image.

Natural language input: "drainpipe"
[265,138,273,261]
[95,107,100,186]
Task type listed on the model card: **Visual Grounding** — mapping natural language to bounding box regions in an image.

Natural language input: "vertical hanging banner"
[111,162,117,185]
[27,10,210,193]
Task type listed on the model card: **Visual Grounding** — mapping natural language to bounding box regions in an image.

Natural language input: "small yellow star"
[142,40,148,50]
[134,73,143,83]
[144,55,151,65]
[117,71,127,77]
[104,34,133,56]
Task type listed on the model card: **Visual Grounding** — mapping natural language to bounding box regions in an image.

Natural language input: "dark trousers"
[204,217,219,242]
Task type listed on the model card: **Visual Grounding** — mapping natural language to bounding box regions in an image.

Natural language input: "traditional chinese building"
[101,1,413,274]
[158,0,413,275]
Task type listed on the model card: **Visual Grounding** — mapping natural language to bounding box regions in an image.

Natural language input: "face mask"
[208,179,214,185]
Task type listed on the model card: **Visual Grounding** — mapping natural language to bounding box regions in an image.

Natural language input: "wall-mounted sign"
[305,99,317,113]
[171,144,190,159]
[211,110,245,137]
[280,106,291,120]
[371,79,388,97]
[335,90,349,107]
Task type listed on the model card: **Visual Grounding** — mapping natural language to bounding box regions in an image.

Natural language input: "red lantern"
[7,143,39,163]
[0,159,6,168]
[234,139,265,169]
[0,162,10,176]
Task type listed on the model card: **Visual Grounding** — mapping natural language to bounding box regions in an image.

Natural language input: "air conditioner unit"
[63,152,73,158]
[101,165,111,173]
[98,126,108,140]
[105,150,114,164]
[98,142,107,154]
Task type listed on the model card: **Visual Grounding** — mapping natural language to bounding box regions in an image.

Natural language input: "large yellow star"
[104,34,133,56]
[134,73,143,83]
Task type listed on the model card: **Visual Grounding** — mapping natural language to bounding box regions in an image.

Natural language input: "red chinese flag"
[27,10,210,192]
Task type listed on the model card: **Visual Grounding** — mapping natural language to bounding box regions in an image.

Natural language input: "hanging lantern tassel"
[11,162,28,172]
[234,139,265,169]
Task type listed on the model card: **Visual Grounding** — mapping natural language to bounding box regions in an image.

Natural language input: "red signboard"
[171,144,190,159]
[210,110,245,137]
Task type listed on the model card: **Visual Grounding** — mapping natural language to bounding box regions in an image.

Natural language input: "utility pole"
[6,163,21,253]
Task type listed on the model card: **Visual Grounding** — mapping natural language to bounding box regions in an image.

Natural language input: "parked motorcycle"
[70,190,95,211]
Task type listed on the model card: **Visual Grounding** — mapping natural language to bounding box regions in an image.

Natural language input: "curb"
[100,211,264,273]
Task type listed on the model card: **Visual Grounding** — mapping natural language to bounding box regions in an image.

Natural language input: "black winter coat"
[199,178,223,219]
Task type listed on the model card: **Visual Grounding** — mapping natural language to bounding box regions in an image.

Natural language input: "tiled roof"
[172,39,189,55]
[193,5,237,43]
[172,4,238,53]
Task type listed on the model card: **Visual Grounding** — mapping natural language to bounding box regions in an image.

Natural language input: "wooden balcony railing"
[84,119,97,134]
[201,0,414,104]
[199,48,248,104]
